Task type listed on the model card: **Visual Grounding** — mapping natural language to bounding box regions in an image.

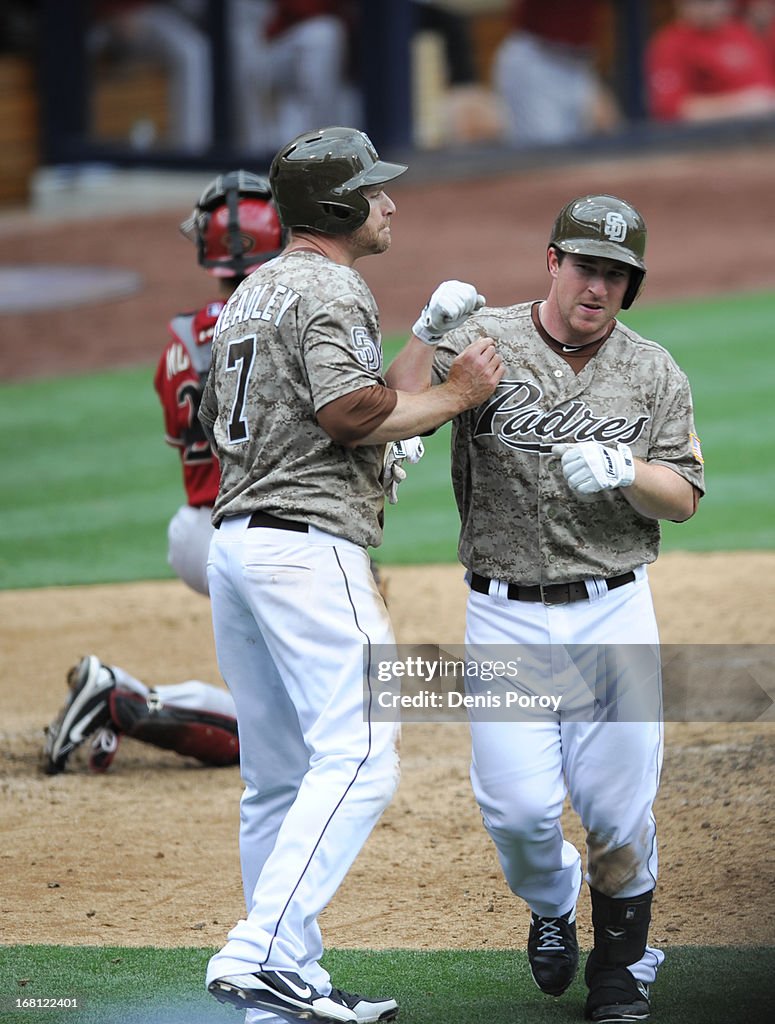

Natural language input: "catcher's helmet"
[549,194,647,309]
[269,126,408,235]
[180,170,284,278]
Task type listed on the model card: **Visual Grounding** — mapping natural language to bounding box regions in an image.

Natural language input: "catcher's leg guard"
[587,887,653,969]
[109,688,239,766]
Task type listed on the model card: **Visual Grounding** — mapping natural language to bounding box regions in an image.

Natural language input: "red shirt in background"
[506,0,603,48]
[647,16,775,119]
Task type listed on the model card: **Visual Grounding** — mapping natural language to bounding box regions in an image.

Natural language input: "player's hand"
[382,436,425,505]
[412,280,486,346]
[552,441,636,494]
[447,337,504,409]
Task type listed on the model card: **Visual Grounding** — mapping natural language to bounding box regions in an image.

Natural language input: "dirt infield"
[1,557,774,953]
[1,144,774,953]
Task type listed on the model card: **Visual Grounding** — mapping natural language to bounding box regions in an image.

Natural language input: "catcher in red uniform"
[43,173,284,774]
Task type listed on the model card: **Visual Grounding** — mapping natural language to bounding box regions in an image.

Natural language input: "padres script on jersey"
[433,301,705,584]
[199,252,387,546]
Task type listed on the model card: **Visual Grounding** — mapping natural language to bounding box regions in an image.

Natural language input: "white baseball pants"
[205,515,400,992]
[167,504,214,596]
[465,565,664,984]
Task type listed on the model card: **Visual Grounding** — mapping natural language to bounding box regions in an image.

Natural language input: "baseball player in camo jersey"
[42,172,284,776]
[389,195,704,1022]
[41,171,396,779]
[198,125,504,1024]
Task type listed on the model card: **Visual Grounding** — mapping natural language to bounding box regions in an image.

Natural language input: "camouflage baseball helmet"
[549,194,647,308]
[180,170,284,278]
[269,126,408,235]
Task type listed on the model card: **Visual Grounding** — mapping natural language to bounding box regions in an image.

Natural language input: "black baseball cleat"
[43,655,116,774]
[584,964,651,1022]
[208,969,357,1022]
[527,906,579,996]
[329,987,399,1023]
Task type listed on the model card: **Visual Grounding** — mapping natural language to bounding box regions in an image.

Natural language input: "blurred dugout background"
[0,0,774,211]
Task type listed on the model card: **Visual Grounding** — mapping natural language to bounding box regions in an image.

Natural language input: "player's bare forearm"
[356,384,479,444]
[384,335,436,392]
[623,461,697,522]
[358,338,504,445]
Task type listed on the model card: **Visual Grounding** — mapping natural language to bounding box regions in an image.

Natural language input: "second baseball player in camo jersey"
[199,127,503,1024]
[390,194,704,1023]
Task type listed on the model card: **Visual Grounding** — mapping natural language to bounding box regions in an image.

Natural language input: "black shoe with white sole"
[329,987,399,1022]
[43,655,115,774]
[208,969,357,1023]
[585,964,651,1022]
[528,907,579,996]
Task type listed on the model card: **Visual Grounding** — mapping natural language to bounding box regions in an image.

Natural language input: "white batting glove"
[382,436,425,504]
[552,441,636,495]
[391,436,425,464]
[412,280,486,346]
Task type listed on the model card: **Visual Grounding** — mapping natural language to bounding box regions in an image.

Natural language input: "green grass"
[0,366,184,589]
[0,945,773,1024]
[1,290,773,588]
[621,290,775,551]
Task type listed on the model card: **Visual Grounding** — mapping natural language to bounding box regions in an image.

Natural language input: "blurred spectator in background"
[228,0,360,153]
[413,0,477,88]
[89,0,212,152]
[646,0,775,122]
[739,0,775,66]
[492,0,620,146]
[411,0,504,145]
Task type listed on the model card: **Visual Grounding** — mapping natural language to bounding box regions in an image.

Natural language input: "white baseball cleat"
[328,987,399,1022]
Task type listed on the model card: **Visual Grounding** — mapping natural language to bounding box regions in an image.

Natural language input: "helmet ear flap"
[621,268,645,309]
[318,199,367,230]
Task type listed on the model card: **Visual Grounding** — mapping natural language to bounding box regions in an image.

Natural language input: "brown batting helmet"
[269,126,408,235]
[549,194,647,309]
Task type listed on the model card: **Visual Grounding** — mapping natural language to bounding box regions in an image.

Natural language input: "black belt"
[469,570,635,606]
[215,512,309,533]
[248,511,308,532]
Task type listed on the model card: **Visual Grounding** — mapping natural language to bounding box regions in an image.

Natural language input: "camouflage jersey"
[198,251,388,548]
[432,300,705,585]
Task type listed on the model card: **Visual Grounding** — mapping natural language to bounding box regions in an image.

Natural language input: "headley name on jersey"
[475,378,650,454]
[214,281,300,336]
